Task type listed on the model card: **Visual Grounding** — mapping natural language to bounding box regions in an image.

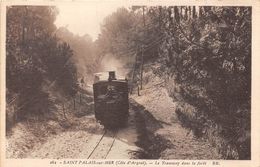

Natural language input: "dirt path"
[132,77,222,159]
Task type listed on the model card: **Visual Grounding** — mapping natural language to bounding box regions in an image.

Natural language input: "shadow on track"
[130,98,173,159]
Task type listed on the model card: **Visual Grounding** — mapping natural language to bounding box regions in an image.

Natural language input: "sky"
[55,3,129,40]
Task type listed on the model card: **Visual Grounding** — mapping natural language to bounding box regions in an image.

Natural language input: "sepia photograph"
[3,2,254,163]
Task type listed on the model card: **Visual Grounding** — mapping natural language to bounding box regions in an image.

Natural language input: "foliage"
[56,27,97,80]
[96,6,251,159]
[6,6,78,121]
[96,7,165,83]
[158,6,251,159]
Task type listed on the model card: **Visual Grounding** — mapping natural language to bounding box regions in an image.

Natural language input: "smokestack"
[108,71,116,81]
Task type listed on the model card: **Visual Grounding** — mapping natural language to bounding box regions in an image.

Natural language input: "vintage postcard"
[1,0,260,167]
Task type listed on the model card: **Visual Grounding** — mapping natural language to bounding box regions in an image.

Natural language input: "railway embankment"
[6,87,97,158]
[131,69,222,159]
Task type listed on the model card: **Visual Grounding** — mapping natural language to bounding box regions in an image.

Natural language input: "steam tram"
[93,71,129,129]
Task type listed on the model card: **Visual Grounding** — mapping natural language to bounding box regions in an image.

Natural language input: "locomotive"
[93,71,129,129]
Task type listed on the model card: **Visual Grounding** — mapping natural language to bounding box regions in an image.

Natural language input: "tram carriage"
[93,71,129,129]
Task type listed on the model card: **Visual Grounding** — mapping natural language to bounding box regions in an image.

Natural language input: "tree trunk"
[185,7,188,20]
[188,6,191,20]
[193,6,197,19]
[174,7,180,23]
[140,46,144,90]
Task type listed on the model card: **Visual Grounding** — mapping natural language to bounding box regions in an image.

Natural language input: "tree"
[6,6,78,120]
[160,6,251,159]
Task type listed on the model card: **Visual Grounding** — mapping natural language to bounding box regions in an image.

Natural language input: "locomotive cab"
[93,71,129,129]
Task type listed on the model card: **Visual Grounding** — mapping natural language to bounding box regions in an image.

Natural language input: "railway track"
[87,129,117,159]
